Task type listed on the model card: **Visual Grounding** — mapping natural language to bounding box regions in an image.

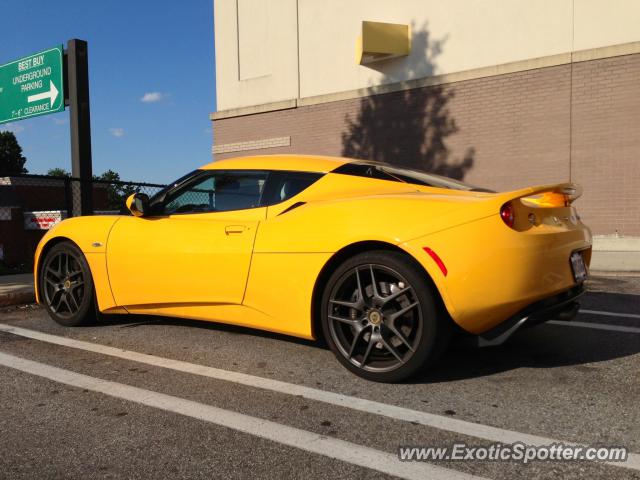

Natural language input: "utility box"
[356,21,411,65]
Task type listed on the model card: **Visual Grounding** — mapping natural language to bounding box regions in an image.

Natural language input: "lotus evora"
[35,155,592,382]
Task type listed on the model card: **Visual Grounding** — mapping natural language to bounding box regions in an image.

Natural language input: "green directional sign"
[0,46,65,124]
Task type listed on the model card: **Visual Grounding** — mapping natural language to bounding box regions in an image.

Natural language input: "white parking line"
[549,320,640,334]
[1,323,638,471]
[580,309,640,320]
[0,351,482,480]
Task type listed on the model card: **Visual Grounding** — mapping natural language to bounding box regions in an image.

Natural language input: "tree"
[94,169,138,211]
[341,24,474,180]
[0,131,28,174]
[46,167,71,177]
[93,169,120,182]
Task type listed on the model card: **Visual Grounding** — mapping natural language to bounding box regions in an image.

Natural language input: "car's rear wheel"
[40,241,96,327]
[321,250,449,383]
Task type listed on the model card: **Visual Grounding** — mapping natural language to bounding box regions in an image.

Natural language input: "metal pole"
[66,39,93,216]
[63,176,73,218]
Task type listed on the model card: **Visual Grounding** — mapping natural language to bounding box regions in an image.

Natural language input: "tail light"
[500,202,515,228]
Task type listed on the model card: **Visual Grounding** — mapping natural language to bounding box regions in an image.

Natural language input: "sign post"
[0,40,94,216]
[66,39,93,216]
[0,46,65,123]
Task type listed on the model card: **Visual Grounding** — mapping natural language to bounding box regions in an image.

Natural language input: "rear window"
[333,162,490,192]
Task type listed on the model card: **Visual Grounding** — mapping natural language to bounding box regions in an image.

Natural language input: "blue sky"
[1,0,216,183]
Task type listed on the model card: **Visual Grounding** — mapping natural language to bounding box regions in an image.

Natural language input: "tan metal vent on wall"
[356,21,411,65]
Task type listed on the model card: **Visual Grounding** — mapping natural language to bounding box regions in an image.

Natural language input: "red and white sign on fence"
[23,210,67,230]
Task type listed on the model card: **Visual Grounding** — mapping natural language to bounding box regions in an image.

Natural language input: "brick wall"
[212,53,640,236]
[571,54,640,236]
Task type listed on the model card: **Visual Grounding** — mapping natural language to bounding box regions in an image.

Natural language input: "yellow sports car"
[35,155,591,382]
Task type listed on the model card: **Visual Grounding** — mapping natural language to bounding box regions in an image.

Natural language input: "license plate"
[570,251,588,283]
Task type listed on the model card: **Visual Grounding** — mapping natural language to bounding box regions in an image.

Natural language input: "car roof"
[200,154,351,173]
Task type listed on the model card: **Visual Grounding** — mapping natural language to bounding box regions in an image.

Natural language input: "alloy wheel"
[327,264,424,372]
[42,250,86,318]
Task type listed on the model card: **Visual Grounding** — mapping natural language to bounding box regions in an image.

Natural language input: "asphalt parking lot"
[0,276,638,480]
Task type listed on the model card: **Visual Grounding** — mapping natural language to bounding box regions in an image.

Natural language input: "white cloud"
[1,122,25,133]
[109,127,125,138]
[140,92,166,103]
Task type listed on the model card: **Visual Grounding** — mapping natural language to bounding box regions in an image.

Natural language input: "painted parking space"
[0,277,638,479]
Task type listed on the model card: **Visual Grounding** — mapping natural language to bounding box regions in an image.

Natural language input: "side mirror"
[125,193,150,217]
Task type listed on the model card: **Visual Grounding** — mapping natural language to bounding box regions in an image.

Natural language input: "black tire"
[40,241,96,327]
[321,250,450,383]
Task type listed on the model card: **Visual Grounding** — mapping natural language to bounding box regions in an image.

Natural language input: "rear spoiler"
[498,183,583,207]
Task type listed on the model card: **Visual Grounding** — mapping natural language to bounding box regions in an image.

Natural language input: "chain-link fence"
[0,173,166,266]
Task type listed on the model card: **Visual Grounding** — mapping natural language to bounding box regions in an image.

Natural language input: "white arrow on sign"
[27,80,59,107]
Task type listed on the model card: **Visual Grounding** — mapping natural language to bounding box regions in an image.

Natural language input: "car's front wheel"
[321,250,450,383]
[40,241,96,327]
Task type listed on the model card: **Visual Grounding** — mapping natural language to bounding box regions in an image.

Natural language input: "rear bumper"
[402,213,592,334]
[475,284,585,347]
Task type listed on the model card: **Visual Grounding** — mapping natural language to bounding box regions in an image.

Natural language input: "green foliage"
[46,167,71,177]
[43,167,142,211]
[93,169,120,182]
[94,169,139,211]
[0,131,28,174]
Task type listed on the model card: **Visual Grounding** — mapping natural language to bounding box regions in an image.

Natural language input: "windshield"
[148,169,201,206]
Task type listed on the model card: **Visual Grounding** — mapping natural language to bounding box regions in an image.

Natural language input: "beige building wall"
[297,0,573,98]
[212,0,640,266]
[214,0,640,112]
[574,0,640,50]
[214,0,299,111]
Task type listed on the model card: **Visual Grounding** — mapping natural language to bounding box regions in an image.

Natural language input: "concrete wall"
[214,0,299,111]
[574,0,640,50]
[212,0,640,263]
[297,0,573,99]
[212,52,640,238]
[214,0,640,111]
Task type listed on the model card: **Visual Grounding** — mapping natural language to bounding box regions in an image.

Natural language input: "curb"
[589,271,640,278]
[0,290,36,308]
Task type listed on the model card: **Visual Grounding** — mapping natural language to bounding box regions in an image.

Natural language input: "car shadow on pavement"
[580,290,640,313]
[96,313,324,349]
[96,310,640,385]
[90,279,640,385]
[413,320,640,384]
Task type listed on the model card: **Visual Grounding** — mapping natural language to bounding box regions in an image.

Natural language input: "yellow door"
[106,169,269,309]
[106,210,264,308]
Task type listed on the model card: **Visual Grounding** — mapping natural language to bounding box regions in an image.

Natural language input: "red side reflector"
[423,247,448,277]
[500,202,515,228]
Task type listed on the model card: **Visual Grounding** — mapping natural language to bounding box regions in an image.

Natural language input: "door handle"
[225,225,246,235]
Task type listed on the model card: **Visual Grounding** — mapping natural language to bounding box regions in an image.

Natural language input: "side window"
[261,171,323,206]
[163,171,268,214]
